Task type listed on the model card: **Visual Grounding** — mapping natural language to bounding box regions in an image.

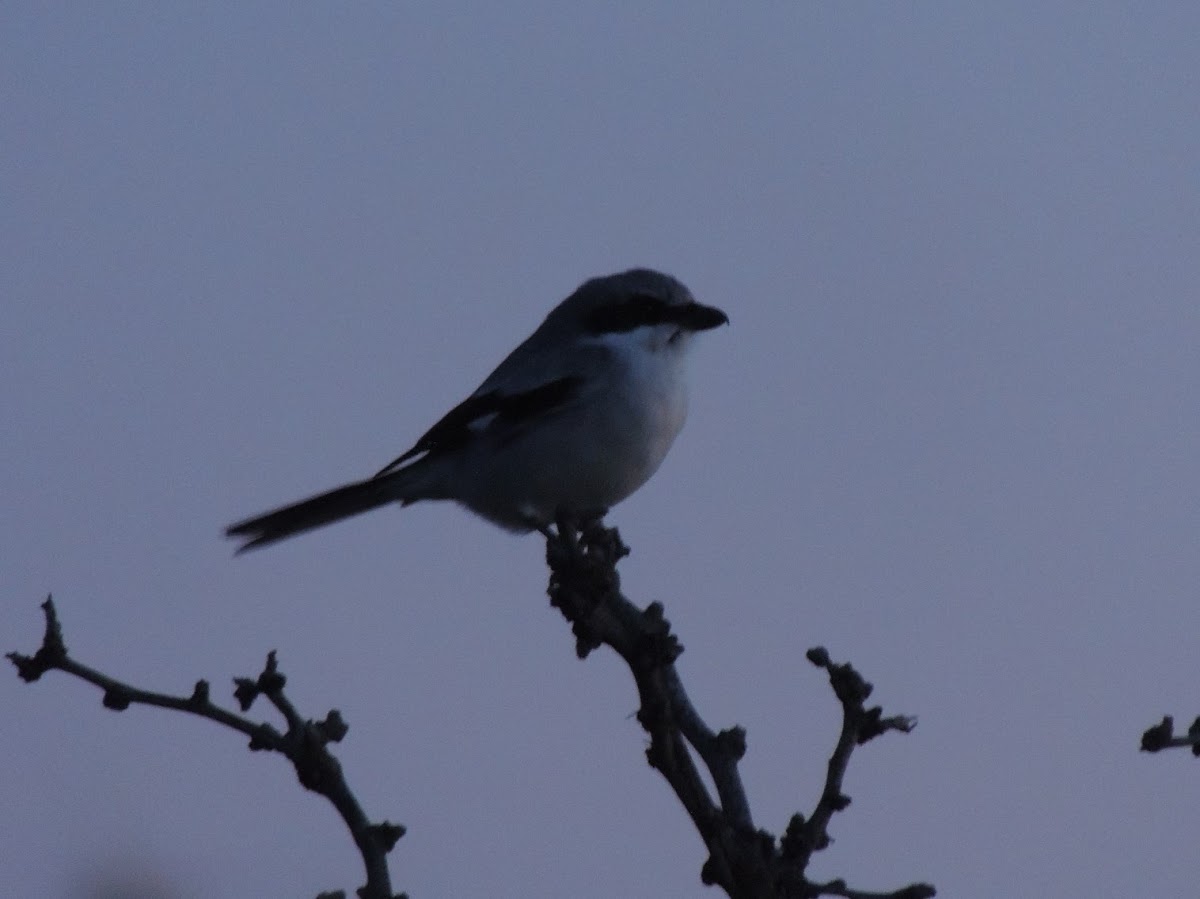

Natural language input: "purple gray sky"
[4,5,1198,897]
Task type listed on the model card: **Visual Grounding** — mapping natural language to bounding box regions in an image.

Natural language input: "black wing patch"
[374,376,583,477]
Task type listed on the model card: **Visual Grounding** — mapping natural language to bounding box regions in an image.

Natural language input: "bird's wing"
[373,323,614,478]
[373,375,585,477]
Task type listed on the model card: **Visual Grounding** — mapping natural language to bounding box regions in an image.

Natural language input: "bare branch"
[788,647,918,869]
[545,522,934,899]
[12,521,934,898]
[1140,715,1200,756]
[8,596,406,899]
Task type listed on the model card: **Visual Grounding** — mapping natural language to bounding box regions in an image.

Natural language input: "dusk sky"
[4,5,1199,897]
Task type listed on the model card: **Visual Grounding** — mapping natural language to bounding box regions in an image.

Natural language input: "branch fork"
[8,597,405,899]
[11,519,935,899]
[544,523,933,899]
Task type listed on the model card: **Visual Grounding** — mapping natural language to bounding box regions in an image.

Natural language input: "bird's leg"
[579,507,608,531]
[553,508,579,548]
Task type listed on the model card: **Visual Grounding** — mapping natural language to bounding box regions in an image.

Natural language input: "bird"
[225,268,728,552]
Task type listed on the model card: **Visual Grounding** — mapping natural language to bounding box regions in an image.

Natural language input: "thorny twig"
[8,597,405,899]
[545,520,934,899]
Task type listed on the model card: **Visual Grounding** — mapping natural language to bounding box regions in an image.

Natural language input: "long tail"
[226,468,424,553]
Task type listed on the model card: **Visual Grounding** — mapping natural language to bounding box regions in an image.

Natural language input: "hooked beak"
[673,301,730,332]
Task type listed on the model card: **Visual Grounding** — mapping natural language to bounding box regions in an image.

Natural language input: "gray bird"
[226,268,728,552]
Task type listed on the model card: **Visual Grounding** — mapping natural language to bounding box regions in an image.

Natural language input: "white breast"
[454,323,697,530]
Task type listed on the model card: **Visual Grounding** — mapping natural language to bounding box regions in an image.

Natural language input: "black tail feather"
[226,475,403,553]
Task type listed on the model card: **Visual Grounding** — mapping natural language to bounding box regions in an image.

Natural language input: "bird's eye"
[627,293,666,321]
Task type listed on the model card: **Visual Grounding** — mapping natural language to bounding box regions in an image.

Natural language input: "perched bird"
[226,268,728,552]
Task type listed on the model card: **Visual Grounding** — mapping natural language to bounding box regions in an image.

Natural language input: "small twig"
[810,881,941,899]
[793,648,918,867]
[8,596,406,899]
[545,523,933,899]
[1140,715,1200,756]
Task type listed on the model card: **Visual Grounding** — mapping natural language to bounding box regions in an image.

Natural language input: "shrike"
[226,268,727,552]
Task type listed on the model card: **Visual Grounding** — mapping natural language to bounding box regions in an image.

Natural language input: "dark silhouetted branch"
[1140,714,1200,756]
[14,522,932,898]
[545,520,934,899]
[8,597,405,899]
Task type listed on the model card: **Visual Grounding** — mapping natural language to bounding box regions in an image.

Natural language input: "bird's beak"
[674,301,730,332]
